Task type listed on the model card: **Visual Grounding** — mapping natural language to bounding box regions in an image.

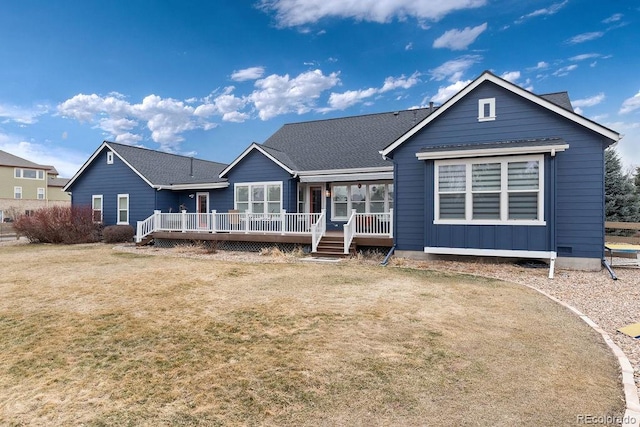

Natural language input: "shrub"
[13,205,102,244]
[102,225,135,243]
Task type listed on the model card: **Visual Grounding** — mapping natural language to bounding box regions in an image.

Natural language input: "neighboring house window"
[24,210,34,217]
[331,182,394,220]
[92,195,103,222]
[14,168,45,179]
[234,182,282,214]
[478,98,496,122]
[107,151,114,164]
[434,155,544,225]
[117,194,129,224]
[14,187,22,199]
[37,188,45,200]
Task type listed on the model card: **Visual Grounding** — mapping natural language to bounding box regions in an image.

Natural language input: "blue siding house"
[63,141,228,226]
[381,71,620,271]
[65,71,620,271]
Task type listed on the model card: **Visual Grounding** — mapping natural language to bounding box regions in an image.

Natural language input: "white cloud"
[249,69,340,120]
[231,66,266,81]
[431,80,471,104]
[500,71,520,83]
[0,138,86,178]
[620,90,640,115]
[572,93,605,109]
[0,103,49,125]
[405,42,413,50]
[607,121,640,170]
[603,13,623,24]
[258,0,487,27]
[516,0,568,24]
[566,32,604,45]
[432,23,487,50]
[430,55,482,82]
[569,53,601,62]
[553,64,578,77]
[327,88,378,110]
[323,72,420,111]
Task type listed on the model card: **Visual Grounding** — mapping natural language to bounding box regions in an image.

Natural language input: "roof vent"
[393,111,399,116]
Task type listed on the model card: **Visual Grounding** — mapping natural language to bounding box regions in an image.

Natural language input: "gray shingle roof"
[49,177,70,187]
[0,149,57,172]
[540,92,574,112]
[106,142,228,185]
[262,108,434,171]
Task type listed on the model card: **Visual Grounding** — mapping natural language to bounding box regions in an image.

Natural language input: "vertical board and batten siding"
[69,147,158,226]
[392,81,607,258]
[215,149,295,213]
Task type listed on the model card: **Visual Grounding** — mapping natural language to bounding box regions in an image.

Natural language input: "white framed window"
[434,155,544,225]
[117,194,129,224]
[478,98,496,122]
[331,182,394,220]
[37,187,45,200]
[234,182,282,214]
[14,186,22,199]
[92,195,103,222]
[107,151,114,164]
[14,168,45,180]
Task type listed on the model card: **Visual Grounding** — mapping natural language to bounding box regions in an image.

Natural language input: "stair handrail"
[311,209,326,253]
[135,210,161,243]
[343,209,357,254]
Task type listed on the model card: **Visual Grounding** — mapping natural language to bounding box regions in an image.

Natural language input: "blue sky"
[0,0,638,177]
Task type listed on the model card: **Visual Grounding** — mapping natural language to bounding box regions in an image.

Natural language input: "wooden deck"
[149,230,393,247]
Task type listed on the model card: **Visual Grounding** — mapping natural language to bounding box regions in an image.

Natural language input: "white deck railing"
[136,210,325,243]
[311,209,326,253]
[344,209,394,253]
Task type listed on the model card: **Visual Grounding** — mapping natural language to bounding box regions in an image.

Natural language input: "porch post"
[281,209,286,235]
[153,210,161,232]
[181,210,187,233]
[389,208,394,238]
[211,210,217,233]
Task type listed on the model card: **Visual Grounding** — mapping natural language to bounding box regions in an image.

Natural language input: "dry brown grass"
[0,243,624,426]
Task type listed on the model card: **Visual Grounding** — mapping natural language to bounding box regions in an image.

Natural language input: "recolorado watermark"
[576,414,637,425]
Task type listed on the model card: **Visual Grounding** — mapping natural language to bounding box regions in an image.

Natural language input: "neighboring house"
[63,142,228,226]
[66,71,620,271]
[0,149,71,222]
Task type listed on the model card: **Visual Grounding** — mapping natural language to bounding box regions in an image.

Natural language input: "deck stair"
[135,235,154,246]
[314,234,355,258]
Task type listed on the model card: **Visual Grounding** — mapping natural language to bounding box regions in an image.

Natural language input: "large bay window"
[235,182,282,214]
[435,155,544,225]
[331,182,393,220]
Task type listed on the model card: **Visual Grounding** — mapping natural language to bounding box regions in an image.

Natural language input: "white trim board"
[416,143,569,160]
[424,246,557,278]
[382,71,621,157]
[219,143,294,178]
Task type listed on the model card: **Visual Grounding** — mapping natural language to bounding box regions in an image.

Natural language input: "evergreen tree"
[605,148,640,222]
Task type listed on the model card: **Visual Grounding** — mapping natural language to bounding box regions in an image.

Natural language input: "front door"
[310,186,323,214]
[196,192,209,228]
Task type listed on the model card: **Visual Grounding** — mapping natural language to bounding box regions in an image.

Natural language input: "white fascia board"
[219,143,294,178]
[300,171,393,183]
[415,143,569,160]
[154,182,230,191]
[425,247,557,260]
[64,141,155,190]
[382,71,621,157]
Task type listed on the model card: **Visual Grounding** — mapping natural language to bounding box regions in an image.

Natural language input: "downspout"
[550,153,557,265]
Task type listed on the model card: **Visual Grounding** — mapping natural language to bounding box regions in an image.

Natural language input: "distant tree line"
[605,147,640,223]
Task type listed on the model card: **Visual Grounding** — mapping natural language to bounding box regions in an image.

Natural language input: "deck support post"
[181,210,187,233]
[281,209,287,235]
[211,210,217,233]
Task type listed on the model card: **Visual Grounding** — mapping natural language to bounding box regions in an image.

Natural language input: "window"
[92,195,103,222]
[478,98,496,122]
[435,155,544,225]
[107,151,114,164]
[14,168,45,180]
[14,187,22,199]
[234,182,282,214]
[117,194,129,224]
[331,182,394,220]
[37,188,45,200]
